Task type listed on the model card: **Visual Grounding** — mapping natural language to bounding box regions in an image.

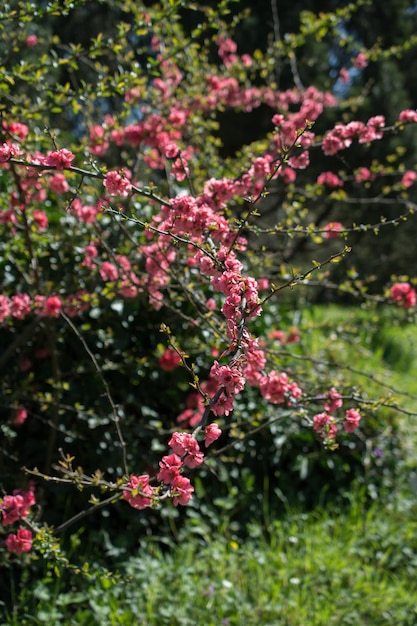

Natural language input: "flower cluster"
[123,424,222,510]
[312,388,361,446]
[1,485,35,554]
[390,282,416,309]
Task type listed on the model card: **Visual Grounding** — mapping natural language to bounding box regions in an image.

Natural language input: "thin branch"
[60,312,129,475]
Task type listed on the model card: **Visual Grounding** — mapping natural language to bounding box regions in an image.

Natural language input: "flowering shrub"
[0,0,417,566]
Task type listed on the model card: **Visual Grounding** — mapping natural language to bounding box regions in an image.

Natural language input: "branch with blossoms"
[2,0,417,564]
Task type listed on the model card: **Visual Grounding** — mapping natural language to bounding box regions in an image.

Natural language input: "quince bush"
[1,0,417,561]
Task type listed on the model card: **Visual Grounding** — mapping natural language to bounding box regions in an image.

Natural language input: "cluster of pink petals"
[259,370,302,405]
[1,487,35,526]
[1,485,35,554]
[317,171,344,188]
[390,282,416,308]
[123,474,155,510]
[158,348,182,372]
[313,387,361,441]
[344,408,361,433]
[168,432,204,469]
[0,291,92,324]
[324,222,344,240]
[103,170,132,197]
[5,528,33,554]
[123,423,221,509]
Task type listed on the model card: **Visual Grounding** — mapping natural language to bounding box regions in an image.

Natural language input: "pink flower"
[210,361,246,396]
[168,432,204,468]
[390,282,416,308]
[103,170,132,197]
[401,171,417,188]
[317,172,344,188]
[313,411,337,440]
[204,423,222,447]
[344,408,361,432]
[158,348,182,372]
[268,330,286,344]
[324,222,343,239]
[324,387,343,413]
[5,528,33,554]
[49,173,69,193]
[33,209,48,230]
[339,68,350,84]
[14,406,28,425]
[164,143,180,159]
[355,167,374,183]
[123,474,154,510]
[0,295,11,323]
[26,35,38,47]
[1,486,35,526]
[398,109,417,124]
[171,475,194,506]
[157,454,182,484]
[286,328,300,344]
[44,149,75,170]
[353,52,368,70]
[0,142,21,162]
[211,392,234,416]
[100,261,119,282]
[259,371,290,404]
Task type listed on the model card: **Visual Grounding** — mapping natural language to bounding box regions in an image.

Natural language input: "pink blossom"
[26,35,38,47]
[1,487,34,526]
[1,495,26,526]
[71,201,97,224]
[259,371,289,404]
[355,167,374,183]
[401,170,417,188]
[398,109,417,124]
[390,282,416,308]
[0,142,21,162]
[210,361,246,396]
[324,387,343,413]
[14,406,28,425]
[100,262,119,282]
[164,143,180,159]
[103,170,132,197]
[5,528,33,554]
[211,392,234,416]
[34,295,62,318]
[286,328,300,344]
[317,172,344,188]
[204,423,222,447]
[0,295,11,323]
[344,408,361,432]
[353,52,368,70]
[157,454,182,484]
[313,411,337,440]
[339,68,350,84]
[44,148,75,170]
[49,173,69,193]
[324,222,344,239]
[3,122,29,141]
[158,348,182,371]
[33,209,48,230]
[268,330,286,343]
[123,474,154,510]
[168,432,204,468]
[171,474,194,506]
